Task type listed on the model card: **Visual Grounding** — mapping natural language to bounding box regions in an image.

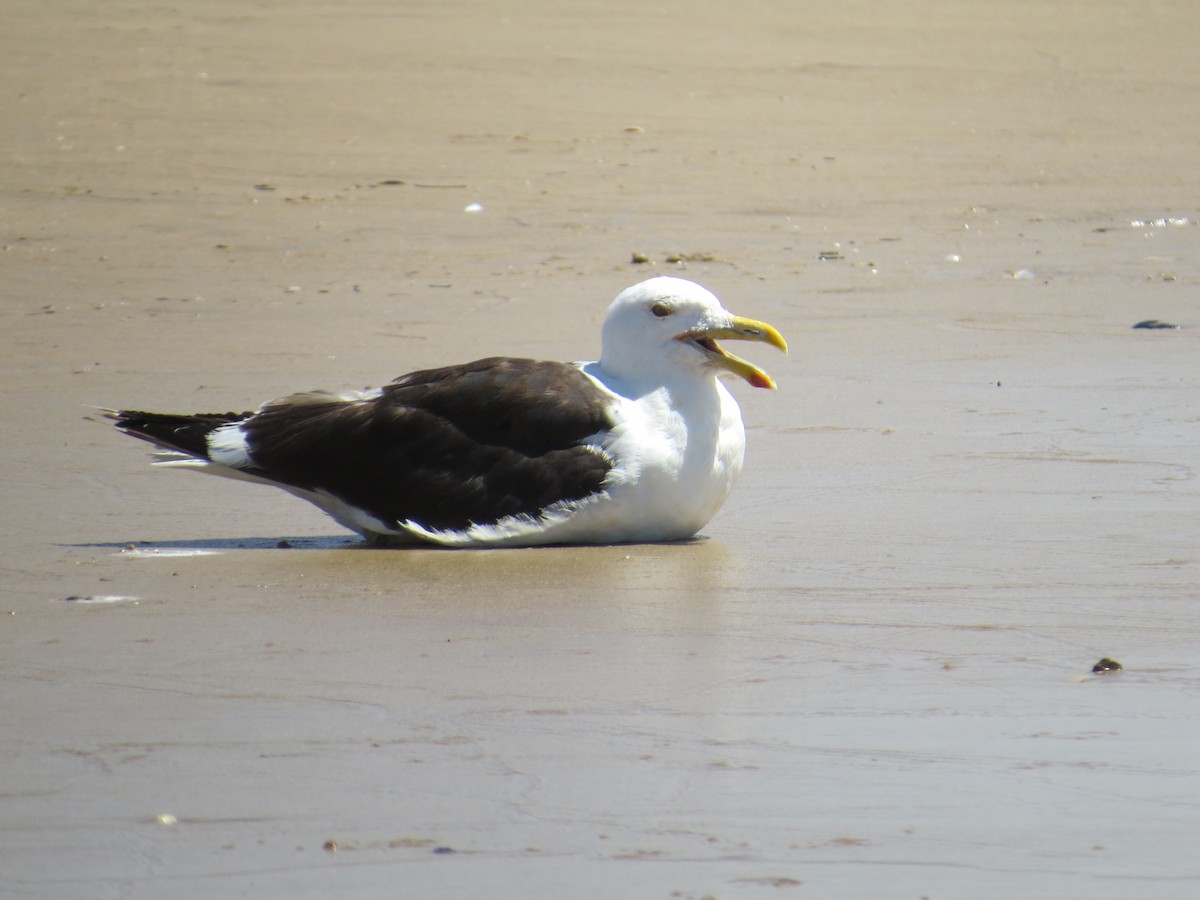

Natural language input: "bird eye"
[650,301,673,318]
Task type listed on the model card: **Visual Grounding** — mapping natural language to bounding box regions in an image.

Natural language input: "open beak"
[677,315,789,389]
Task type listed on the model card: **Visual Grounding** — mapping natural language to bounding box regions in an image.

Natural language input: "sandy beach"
[3,1,1199,897]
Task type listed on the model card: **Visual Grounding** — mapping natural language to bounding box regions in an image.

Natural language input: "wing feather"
[240,358,615,531]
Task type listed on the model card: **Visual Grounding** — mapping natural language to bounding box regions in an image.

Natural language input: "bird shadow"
[65,535,365,552]
[65,534,709,553]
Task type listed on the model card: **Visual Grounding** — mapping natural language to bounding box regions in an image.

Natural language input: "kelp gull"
[109,276,787,547]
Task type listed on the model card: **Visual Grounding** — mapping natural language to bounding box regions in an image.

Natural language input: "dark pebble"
[1092,657,1123,673]
[432,846,456,855]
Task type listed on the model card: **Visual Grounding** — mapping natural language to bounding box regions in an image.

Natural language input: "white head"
[598,276,787,390]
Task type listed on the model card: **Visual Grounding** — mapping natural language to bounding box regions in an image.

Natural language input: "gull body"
[110,276,787,547]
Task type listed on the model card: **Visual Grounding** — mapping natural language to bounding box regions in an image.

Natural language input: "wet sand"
[3,1,1200,897]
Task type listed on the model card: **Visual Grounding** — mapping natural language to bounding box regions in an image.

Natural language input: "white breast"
[391,366,747,547]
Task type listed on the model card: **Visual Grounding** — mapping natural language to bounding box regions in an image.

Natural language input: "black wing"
[110,409,253,456]
[240,357,615,531]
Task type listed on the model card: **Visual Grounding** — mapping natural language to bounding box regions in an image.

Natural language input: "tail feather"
[106,409,252,458]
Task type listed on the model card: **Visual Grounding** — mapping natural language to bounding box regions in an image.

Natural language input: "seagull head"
[599,276,788,389]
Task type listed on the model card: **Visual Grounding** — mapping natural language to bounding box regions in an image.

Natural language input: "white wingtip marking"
[206,424,252,468]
